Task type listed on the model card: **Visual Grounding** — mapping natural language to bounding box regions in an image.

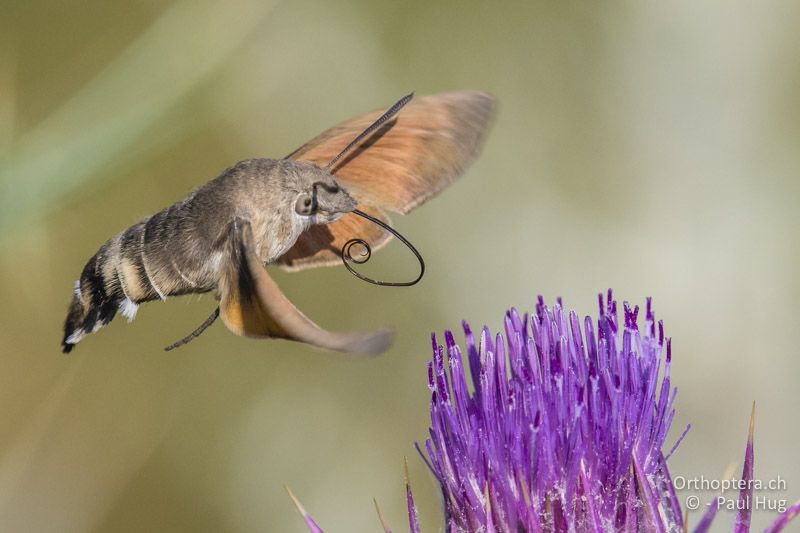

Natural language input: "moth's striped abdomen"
[62,202,217,353]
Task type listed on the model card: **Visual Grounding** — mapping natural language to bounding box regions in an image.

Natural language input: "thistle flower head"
[293,290,800,532]
[421,290,683,531]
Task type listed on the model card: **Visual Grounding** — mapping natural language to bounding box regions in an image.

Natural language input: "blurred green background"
[1,1,799,531]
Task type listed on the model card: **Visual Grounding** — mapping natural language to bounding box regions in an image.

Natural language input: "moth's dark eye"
[295,193,316,216]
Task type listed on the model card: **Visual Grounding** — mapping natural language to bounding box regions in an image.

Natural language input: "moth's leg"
[163,307,220,351]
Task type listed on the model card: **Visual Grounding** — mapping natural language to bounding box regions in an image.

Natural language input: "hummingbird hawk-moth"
[62,91,495,355]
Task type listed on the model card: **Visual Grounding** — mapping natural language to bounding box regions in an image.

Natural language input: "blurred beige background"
[1,1,799,531]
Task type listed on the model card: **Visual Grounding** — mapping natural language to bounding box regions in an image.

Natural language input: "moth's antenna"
[164,307,220,351]
[342,209,425,287]
[324,92,414,171]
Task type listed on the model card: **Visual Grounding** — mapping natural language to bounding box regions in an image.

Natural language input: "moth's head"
[286,160,357,225]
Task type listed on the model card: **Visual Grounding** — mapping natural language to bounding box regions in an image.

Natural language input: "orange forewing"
[277,91,495,271]
[287,91,494,214]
